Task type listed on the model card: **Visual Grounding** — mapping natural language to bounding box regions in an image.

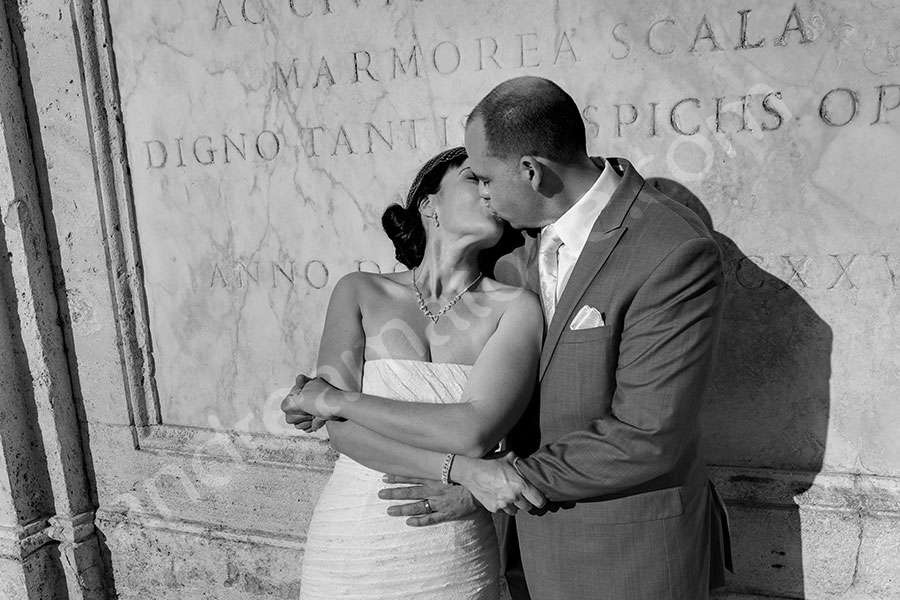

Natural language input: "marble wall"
[2,0,900,597]
[109,0,900,471]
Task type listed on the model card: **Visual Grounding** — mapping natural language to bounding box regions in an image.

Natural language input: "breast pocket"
[558,325,616,344]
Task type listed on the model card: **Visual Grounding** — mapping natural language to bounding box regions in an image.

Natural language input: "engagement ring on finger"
[423,500,433,514]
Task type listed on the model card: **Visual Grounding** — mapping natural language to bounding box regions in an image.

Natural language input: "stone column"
[1,1,109,597]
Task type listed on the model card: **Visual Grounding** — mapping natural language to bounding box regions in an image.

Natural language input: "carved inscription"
[729,253,899,292]
[204,254,900,293]
[272,32,578,90]
[136,3,900,168]
[208,260,331,290]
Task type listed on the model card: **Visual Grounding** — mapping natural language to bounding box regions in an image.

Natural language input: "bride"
[283,146,544,599]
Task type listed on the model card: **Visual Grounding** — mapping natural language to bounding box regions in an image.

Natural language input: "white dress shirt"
[540,158,622,302]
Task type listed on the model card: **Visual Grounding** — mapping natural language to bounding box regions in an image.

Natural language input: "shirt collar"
[545,157,622,253]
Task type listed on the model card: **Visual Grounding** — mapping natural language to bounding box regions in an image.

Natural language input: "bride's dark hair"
[382,146,468,268]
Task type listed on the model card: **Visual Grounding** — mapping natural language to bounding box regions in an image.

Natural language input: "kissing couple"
[283,75,732,600]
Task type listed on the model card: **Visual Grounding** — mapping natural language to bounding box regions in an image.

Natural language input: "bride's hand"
[282,374,344,423]
[297,376,344,420]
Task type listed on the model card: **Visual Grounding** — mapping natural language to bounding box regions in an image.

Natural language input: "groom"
[382,76,732,599]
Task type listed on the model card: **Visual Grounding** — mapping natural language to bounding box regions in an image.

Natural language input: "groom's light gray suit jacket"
[495,158,731,600]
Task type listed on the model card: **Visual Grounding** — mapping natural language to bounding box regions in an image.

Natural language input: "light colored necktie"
[538,225,564,323]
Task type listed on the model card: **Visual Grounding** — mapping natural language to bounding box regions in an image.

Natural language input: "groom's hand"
[453,452,546,515]
[379,475,482,527]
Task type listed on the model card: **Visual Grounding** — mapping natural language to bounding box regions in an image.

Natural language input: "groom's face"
[465,117,536,230]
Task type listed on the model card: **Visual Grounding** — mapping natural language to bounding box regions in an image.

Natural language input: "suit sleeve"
[515,236,724,502]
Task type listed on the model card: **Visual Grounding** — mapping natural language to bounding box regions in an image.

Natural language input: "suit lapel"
[538,158,644,379]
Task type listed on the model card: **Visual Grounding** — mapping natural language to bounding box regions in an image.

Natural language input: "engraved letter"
[314,57,336,88]
[392,46,421,78]
[477,37,502,71]
[237,262,260,287]
[690,15,723,52]
[714,97,725,133]
[300,126,325,157]
[401,118,426,150]
[736,9,765,50]
[582,105,601,139]
[782,255,810,289]
[826,254,858,289]
[762,91,786,131]
[209,264,229,288]
[432,41,461,74]
[518,33,541,68]
[356,260,382,273]
[366,122,394,153]
[174,138,186,167]
[353,51,379,83]
[611,23,630,60]
[289,0,313,17]
[256,131,280,161]
[332,126,356,155]
[553,31,578,65]
[670,98,701,135]
[223,133,246,163]
[193,136,216,165]
[819,88,859,127]
[615,104,638,137]
[241,0,265,24]
[775,4,813,46]
[144,140,167,169]
[273,261,295,287]
[212,0,233,30]
[275,59,300,90]
[305,260,329,289]
[735,256,766,290]
[648,19,675,55]
[872,84,900,125]
[649,101,661,137]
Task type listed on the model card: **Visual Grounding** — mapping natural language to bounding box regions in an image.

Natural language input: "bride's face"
[429,159,505,246]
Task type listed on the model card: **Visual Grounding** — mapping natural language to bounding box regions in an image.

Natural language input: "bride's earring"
[430,212,440,228]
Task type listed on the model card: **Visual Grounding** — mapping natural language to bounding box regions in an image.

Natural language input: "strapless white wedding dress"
[299,359,500,600]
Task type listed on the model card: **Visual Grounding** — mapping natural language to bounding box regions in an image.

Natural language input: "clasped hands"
[281,374,343,432]
[281,374,546,522]
[380,453,546,526]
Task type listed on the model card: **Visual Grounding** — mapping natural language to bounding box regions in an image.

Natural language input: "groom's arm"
[515,237,724,501]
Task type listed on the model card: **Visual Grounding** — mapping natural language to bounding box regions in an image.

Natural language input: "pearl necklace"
[411,267,483,323]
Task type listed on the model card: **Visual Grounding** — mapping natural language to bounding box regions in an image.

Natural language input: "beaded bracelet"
[441,453,456,485]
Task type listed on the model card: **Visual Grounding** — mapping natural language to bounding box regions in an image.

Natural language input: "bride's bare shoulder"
[333,270,409,301]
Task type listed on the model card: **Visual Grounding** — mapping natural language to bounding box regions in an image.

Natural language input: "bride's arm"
[326,420,447,477]
[310,289,542,458]
[311,273,447,478]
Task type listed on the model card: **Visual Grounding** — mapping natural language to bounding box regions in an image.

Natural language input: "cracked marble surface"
[109,0,900,481]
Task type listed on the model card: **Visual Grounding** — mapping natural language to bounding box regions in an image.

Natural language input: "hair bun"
[382,204,425,268]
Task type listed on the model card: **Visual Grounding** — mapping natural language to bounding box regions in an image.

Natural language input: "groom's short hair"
[468,76,586,164]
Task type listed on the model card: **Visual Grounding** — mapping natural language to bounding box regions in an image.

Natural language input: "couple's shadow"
[651,178,832,599]
[485,179,832,599]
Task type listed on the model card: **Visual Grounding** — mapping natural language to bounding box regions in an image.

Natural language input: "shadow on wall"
[648,178,833,600]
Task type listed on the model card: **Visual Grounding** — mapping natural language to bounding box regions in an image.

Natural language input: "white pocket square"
[570,305,606,330]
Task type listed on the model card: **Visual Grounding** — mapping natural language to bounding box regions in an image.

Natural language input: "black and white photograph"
[0,1,898,598]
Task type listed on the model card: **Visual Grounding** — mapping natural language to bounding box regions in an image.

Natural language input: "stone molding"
[0,510,97,560]
[137,424,336,472]
[0,518,51,560]
[95,508,308,551]
[71,0,160,431]
[712,465,900,516]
